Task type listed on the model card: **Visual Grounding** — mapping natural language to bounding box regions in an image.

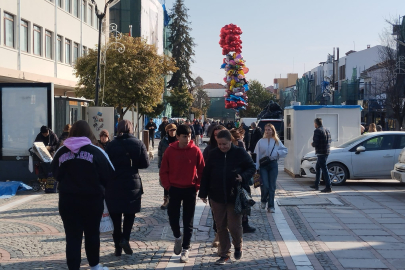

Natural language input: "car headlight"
[304,156,318,162]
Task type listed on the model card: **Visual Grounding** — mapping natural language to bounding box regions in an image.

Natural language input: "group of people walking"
[45,115,337,269]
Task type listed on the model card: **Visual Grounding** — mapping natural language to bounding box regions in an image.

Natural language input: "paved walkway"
[1,143,405,269]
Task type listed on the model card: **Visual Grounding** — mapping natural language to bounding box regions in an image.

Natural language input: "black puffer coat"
[105,133,150,214]
[199,144,255,204]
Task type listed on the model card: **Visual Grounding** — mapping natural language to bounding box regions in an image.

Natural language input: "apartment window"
[45,30,53,59]
[65,0,71,13]
[4,13,14,48]
[73,42,79,63]
[82,45,87,56]
[81,0,86,21]
[57,35,63,62]
[20,19,28,52]
[88,4,93,26]
[33,25,42,56]
[65,39,71,64]
[57,0,62,8]
[73,0,79,17]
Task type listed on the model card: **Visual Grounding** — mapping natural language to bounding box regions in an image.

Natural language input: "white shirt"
[254,138,288,170]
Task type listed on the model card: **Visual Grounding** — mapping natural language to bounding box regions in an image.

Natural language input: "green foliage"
[165,86,194,117]
[74,35,177,117]
[239,80,277,118]
[167,0,195,89]
[148,102,165,118]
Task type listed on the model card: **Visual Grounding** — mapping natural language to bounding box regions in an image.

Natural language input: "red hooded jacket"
[159,140,204,191]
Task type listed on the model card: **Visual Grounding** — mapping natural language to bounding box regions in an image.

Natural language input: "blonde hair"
[263,123,280,144]
[368,123,377,132]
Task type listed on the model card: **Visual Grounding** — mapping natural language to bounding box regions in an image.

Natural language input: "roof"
[202,83,224,89]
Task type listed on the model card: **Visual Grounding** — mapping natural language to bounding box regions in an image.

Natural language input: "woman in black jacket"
[199,130,256,265]
[105,120,150,256]
[52,120,114,270]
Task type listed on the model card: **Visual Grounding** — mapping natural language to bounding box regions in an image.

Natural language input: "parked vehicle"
[301,131,405,185]
[257,119,284,143]
[391,147,405,182]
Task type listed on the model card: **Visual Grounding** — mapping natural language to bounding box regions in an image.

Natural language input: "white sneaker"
[174,235,182,255]
[261,202,266,209]
[180,249,189,263]
[268,207,275,213]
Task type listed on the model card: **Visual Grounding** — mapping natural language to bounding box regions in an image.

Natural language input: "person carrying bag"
[254,123,288,213]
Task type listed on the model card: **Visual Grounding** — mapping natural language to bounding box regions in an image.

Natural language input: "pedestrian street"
[1,143,405,270]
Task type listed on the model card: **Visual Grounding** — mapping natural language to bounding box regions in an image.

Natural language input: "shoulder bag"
[259,140,276,169]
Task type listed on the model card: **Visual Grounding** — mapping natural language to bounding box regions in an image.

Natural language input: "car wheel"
[327,162,348,186]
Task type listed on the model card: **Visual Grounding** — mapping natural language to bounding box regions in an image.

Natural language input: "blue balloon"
[220,63,227,69]
[244,84,249,91]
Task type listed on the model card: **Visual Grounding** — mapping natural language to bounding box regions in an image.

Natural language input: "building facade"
[0,0,107,96]
[203,83,236,122]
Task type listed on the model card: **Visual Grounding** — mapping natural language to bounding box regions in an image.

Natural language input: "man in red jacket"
[160,124,205,263]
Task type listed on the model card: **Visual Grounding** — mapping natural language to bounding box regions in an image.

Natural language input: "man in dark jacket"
[199,130,255,265]
[159,117,169,140]
[248,122,262,153]
[35,126,59,156]
[145,118,157,148]
[310,118,332,193]
[241,122,250,150]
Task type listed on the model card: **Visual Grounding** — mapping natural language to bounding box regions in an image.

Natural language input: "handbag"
[234,184,255,215]
[253,173,262,188]
[100,200,114,233]
[259,141,276,169]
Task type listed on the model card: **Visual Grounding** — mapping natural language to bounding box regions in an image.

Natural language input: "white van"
[240,118,257,126]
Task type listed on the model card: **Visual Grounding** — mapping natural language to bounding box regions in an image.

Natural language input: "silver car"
[300,131,405,185]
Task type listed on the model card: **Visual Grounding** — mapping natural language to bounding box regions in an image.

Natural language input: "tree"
[74,35,177,118]
[190,76,210,118]
[167,0,196,90]
[239,80,277,118]
[378,17,405,129]
[165,86,194,117]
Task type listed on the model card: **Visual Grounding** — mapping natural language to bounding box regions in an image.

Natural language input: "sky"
[161,0,403,87]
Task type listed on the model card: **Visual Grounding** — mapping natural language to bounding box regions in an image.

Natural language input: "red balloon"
[243,67,249,74]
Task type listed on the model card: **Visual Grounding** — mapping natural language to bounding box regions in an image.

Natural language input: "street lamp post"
[91,0,115,106]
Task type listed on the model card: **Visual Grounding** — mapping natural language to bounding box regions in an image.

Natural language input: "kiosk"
[283,105,362,177]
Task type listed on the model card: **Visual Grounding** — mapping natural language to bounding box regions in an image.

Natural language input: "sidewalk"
[1,148,405,269]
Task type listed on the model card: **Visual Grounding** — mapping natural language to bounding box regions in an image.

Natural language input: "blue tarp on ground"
[0,181,32,199]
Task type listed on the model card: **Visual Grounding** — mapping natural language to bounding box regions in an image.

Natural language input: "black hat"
[40,126,49,133]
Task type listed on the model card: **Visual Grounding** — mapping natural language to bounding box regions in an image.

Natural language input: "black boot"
[112,233,122,256]
[242,218,256,234]
[120,238,133,255]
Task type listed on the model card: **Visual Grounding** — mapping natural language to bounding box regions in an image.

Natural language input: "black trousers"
[110,212,136,245]
[149,133,155,148]
[59,194,103,270]
[167,186,196,249]
[164,188,168,197]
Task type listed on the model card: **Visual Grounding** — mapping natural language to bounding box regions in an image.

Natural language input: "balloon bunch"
[219,24,249,111]
[219,24,243,55]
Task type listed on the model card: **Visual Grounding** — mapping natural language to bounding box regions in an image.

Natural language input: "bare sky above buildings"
[162,0,402,87]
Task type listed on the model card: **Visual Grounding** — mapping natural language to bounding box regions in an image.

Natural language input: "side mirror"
[355,146,366,154]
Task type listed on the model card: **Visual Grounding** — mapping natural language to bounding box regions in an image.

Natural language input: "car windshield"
[336,135,366,148]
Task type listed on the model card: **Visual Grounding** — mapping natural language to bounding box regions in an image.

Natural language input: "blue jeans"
[315,154,331,189]
[260,160,278,208]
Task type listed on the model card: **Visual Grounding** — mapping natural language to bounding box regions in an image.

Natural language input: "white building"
[0,0,107,96]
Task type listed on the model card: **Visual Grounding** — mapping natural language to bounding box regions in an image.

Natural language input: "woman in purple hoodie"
[52,120,114,270]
